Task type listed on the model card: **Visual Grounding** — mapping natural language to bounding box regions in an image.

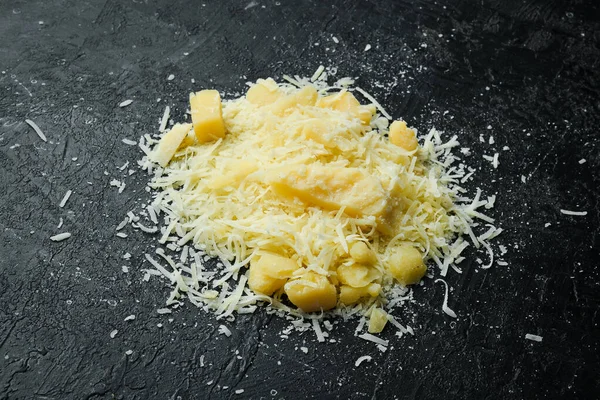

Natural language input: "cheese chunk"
[267,86,317,115]
[316,91,374,125]
[389,120,418,151]
[368,308,388,333]
[336,264,380,288]
[385,245,426,285]
[152,123,192,167]
[284,271,337,312]
[190,90,226,143]
[266,165,387,217]
[339,283,381,305]
[246,78,282,106]
[248,253,299,295]
[349,242,377,265]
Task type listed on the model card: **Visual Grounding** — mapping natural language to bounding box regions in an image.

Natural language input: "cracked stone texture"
[0,0,599,399]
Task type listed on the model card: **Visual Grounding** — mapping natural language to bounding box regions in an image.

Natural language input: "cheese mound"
[138,73,496,329]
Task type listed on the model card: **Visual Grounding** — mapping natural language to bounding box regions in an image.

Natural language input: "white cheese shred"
[50,232,71,242]
[358,333,389,347]
[354,355,372,367]
[122,138,137,146]
[25,119,47,142]
[59,190,72,208]
[525,333,543,342]
[312,319,325,343]
[311,65,325,82]
[159,106,171,132]
[560,209,587,216]
[119,99,133,107]
[435,278,457,318]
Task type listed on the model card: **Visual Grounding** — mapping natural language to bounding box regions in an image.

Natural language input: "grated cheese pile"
[130,70,499,335]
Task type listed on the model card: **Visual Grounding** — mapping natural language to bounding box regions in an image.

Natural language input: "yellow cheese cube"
[189,90,226,143]
[339,283,381,305]
[349,242,377,265]
[316,91,373,125]
[368,308,389,333]
[385,245,426,285]
[246,78,282,106]
[248,268,284,296]
[267,86,317,115]
[248,253,299,295]
[337,264,380,288]
[284,271,337,312]
[152,123,192,167]
[389,120,418,151]
[266,165,388,217]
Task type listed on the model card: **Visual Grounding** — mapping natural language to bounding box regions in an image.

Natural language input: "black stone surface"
[1,0,599,399]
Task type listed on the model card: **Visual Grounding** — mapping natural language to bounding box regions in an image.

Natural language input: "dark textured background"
[1,0,599,399]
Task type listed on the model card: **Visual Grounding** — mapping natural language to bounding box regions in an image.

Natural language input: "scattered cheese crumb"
[124,314,136,321]
[300,346,308,354]
[110,329,118,338]
[364,44,372,51]
[121,265,129,273]
[167,74,175,81]
[125,350,133,355]
[332,36,339,44]
[578,158,586,164]
[119,99,133,108]
[235,389,245,395]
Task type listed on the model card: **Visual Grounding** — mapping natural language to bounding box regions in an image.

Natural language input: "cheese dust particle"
[119,99,133,108]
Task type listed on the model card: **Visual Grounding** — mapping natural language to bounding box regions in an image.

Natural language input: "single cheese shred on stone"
[134,70,498,333]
